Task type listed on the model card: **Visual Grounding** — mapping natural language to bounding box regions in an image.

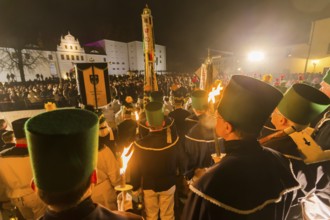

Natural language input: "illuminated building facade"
[0,32,166,82]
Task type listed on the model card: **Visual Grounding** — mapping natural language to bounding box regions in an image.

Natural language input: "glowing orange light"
[208,83,223,103]
[135,111,139,121]
[120,143,134,175]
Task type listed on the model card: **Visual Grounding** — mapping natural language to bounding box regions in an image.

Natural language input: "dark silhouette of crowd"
[0,71,323,112]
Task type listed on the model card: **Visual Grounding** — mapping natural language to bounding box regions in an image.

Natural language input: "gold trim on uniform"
[134,137,179,151]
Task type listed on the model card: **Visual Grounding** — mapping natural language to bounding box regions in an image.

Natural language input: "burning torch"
[208,83,223,157]
[115,143,134,211]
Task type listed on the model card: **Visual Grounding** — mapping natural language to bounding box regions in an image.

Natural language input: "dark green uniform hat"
[323,69,330,84]
[278,83,329,126]
[217,75,283,133]
[145,101,164,127]
[191,90,208,111]
[150,91,164,103]
[25,109,99,192]
[172,90,185,104]
[12,117,30,139]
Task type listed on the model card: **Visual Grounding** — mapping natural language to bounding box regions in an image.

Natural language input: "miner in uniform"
[303,70,330,219]
[138,91,178,146]
[129,102,179,220]
[117,96,138,153]
[25,109,143,220]
[0,118,46,220]
[261,83,330,219]
[91,112,122,211]
[182,75,299,220]
[183,90,216,183]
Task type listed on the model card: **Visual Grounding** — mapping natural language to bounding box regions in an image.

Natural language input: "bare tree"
[0,45,49,82]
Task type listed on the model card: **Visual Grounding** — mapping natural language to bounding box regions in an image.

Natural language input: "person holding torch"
[182,75,299,220]
[25,109,142,220]
[129,101,179,220]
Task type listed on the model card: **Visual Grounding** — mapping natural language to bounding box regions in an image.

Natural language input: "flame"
[120,143,134,175]
[135,111,139,121]
[208,83,223,103]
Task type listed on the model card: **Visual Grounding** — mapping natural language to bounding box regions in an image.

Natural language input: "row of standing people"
[1,71,330,219]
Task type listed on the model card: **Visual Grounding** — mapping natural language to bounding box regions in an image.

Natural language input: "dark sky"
[0,0,329,72]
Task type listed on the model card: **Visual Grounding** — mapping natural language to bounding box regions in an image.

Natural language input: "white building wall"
[155,45,166,72]
[0,33,167,82]
[101,40,129,75]
[56,33,86,79]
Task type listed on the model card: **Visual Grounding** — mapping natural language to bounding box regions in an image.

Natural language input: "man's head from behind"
[271,83,329,131]
[25,109,99,209]
[191,90,208,115]
[216,75,283,140]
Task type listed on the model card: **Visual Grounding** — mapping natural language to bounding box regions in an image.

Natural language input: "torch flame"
[135,111,139,121]
[208,83,223,103]
[120,143,134,175]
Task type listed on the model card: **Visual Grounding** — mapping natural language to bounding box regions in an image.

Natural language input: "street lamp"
[247,51,265,62]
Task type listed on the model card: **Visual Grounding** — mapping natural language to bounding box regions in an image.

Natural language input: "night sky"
[0,0,329,72]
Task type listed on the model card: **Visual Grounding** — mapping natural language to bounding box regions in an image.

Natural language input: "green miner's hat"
[145,101,164,127]
[218,75,283,133]
[25,109,99,192]
[12,117,30,139]
[278,83,329,126]
[172,90,185,104]
[323,69,330,84]
[150,91,164,103]
[191,90,208,110]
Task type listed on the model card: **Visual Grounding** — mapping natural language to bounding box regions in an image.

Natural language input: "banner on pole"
[76,63,111,108]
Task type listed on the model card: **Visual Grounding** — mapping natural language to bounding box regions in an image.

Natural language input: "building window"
[76,55,80,60]
[66,55,70,60]
[71,55,75,60]
[122,68,125,70]
[104,58,106,62]
[61,54,64,60]
[48,54,53,60]
[65,45,68,49]
[113,68,116,70]
[75,46,78,50]
[81,56,84,61]
[122,62,125,64]
[160,55,162,58]
[70,46,73,49]
[117,62,119,64]
[160,61,162,63]
[117,68,119,70]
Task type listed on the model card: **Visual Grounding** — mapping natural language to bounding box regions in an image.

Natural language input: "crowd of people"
[0,70,329,220]
[0,71,324,112]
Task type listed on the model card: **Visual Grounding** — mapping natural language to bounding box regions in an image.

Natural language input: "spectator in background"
[1,130,16,152]
[0,118,47,220]
[0,119,8,147]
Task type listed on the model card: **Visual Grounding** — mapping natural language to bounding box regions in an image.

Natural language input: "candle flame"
[208,83,223,103]
[135,111,139,121]
[120,143,134,175]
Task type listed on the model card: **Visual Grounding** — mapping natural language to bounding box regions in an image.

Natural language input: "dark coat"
[181,140,299,220]
[183,115,217,180]
[129,129,178,192]
[39,197,142,220]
